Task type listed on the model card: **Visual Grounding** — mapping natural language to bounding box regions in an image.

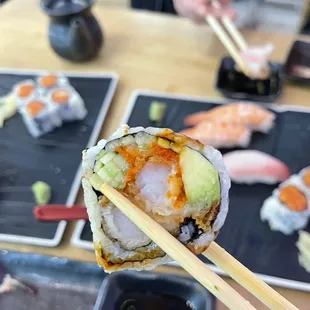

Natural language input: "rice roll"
[48,86,87,122]
[13,80,36,107]
[37,72,68,96]
[260,175,310,235]
[19,99,62,138]
[82,125,230,272]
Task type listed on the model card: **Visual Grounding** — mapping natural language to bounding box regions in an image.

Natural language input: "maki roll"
[48,86,87,122]
[299,167,310,192]
[19,99,62,138]
[37,72,68,96]
[82,125,230,272]
[260,175,310,235]
[13,80,36,107]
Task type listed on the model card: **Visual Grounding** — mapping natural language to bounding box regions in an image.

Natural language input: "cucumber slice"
[90,173,104,191]
[95,150,106,161]
[100,152,116,165]
[94,161,104,173]
[97,167,113,182]
[113,154,128,169]
[104,161,120,178]
[121,135,136,146]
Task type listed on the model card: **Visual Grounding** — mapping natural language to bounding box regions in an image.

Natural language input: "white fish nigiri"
[223,150,291,184]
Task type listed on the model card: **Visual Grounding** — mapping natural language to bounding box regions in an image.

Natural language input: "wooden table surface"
[0,0,309,309]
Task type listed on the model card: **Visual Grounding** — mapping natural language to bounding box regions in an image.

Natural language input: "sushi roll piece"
[82,125,230,272]
[184,102,275,133]
[19,99,62,138]
[223,150,291,184]
[180,121,251,149]
[299,167,310,194]
[12,80,36,107]
[48,86,87,122]
[260,175,310,235]
[36,72,68,96]
[296,231,310,273]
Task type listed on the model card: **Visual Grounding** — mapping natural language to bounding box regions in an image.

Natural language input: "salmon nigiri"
[184,102,275,133]
[223,150,291,184]
[180,121,251,148]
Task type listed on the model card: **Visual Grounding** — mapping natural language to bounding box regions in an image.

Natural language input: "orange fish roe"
[17,84,34,98]
[279,185,307,212]
[52,89,69,104]
[27,100,45,116]
[303,169,310,187]
[39,74,57,88]
[116,143,187,209]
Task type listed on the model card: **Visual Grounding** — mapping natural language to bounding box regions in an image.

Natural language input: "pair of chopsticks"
[101,183,299,310]
[206,0,250,76]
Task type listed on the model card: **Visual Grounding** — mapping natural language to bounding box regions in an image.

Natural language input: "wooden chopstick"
[211,0,248,51]
[101,183,299,310]
[221,16,247,51]
[205,15,250,76]
[204,243,299,310]
[101,183,256,310]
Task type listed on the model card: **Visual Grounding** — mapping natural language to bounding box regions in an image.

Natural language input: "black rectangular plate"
[216,57,283,102]
[0,250,106,310]
[73,90,310,291]
[0,69,118,246]
[283,40,310,82]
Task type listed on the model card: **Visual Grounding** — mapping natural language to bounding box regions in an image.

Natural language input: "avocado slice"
[179,147,220,207]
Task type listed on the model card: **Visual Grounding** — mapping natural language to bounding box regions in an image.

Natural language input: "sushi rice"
[261,175,310,235]
[82,125,230,272]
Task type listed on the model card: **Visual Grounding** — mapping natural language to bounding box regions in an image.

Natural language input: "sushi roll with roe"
[82,125,230,272]
[19,99,62,138]
[13,80,36,107]
[37,72,68,96]
[48,86,87,122]
[299,167,310,193]
[260,175,310,235]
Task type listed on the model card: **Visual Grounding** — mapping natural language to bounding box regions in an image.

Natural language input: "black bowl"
[282,40,310,83]
[93,271,215,310]
[215,56,283,102]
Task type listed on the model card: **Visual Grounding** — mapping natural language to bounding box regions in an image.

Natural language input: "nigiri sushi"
[223,150,291,184]
[180,121,251,149]
[82,125,230,272]
[184,102,275,133]
[48,86,87,122]
[239,44,274,80]
[296,231,310,273]
[260,175,310,235]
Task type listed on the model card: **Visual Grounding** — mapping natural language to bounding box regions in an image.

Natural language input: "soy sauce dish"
[94,272,214,310]
[216,57,283,102]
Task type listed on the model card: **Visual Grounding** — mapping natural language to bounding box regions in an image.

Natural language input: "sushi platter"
[0,69,118,246]
[72,89,310,291]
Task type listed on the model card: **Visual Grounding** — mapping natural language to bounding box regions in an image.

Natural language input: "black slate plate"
[0,69,118,247]
[0,250,106,310]
[283,40,310,82]
[73,90,310,291]
[216,57,283,102]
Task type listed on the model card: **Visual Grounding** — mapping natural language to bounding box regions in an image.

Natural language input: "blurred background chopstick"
[205,15,250,76]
